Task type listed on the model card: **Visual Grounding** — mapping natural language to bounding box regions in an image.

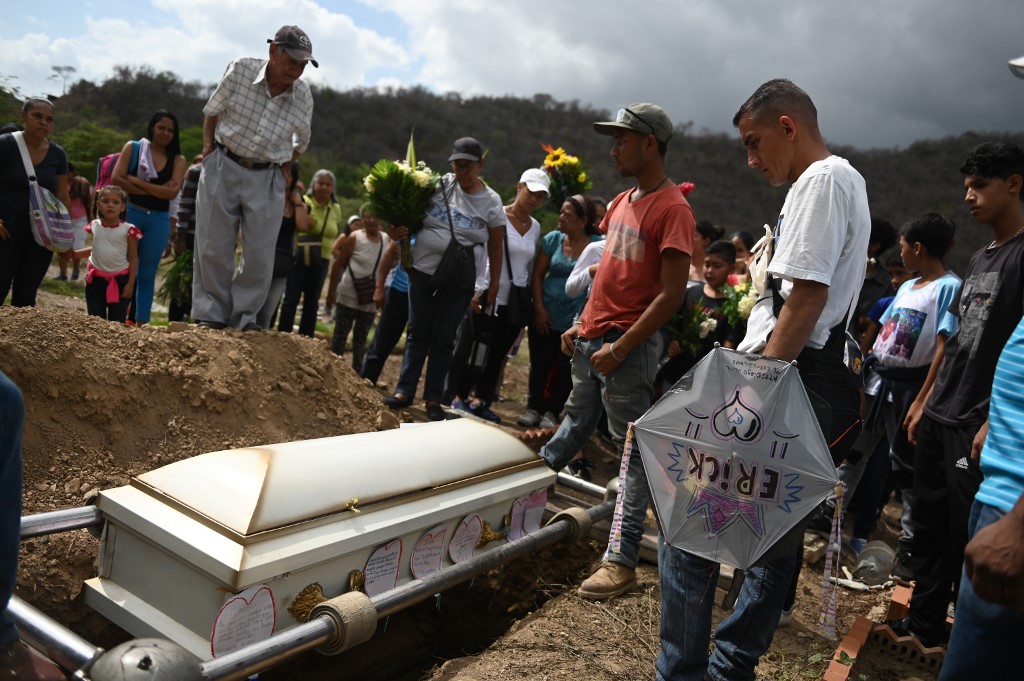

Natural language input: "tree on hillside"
[49,66,77,96]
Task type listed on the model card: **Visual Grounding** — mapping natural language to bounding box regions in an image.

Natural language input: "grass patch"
[38,278,86,299]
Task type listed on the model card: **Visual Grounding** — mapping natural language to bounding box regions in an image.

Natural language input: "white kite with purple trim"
[633,347,838,570]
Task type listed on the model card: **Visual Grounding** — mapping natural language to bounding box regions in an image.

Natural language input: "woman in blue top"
[112,110,186,325]
[519,195,601,428]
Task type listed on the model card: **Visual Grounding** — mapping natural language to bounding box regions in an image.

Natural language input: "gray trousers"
[192,148,284,329]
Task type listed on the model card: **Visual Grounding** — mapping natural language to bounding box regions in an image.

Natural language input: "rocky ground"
[3,279,929,680]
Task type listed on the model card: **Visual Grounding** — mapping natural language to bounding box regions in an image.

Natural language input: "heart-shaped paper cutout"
[210,584,276,657]
[449,514,483,563]
[523,489,547,534]
[411,524,448,579]
[364,539,403,597]
[508,497,529,540]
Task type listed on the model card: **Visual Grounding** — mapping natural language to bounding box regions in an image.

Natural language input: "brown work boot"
[578,561,636,600]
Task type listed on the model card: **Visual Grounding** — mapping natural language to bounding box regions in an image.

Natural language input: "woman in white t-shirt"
[383,137,506,422]
[447,168,550,422]
[327,210,391,371]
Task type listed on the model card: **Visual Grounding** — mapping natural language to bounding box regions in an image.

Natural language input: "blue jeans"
[656,539,798,681]
[126,204,170,324]
[539,329,659,569]
[939,500,1024,680]
[361,287,409,383]
[395,268,472,403]
[0,370,24,647]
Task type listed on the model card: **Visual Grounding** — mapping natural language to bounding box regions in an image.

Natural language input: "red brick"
[824,660,853,681]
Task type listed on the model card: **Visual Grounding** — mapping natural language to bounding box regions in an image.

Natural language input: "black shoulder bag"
[429,178,477,294]
[503,226,533,327]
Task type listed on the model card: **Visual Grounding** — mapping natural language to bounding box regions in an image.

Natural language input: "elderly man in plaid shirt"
[193,25,316,330]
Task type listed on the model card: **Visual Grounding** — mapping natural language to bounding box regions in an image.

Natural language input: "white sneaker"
[517,409,541,427]
[539,411,558,429]
[778,605,794,627]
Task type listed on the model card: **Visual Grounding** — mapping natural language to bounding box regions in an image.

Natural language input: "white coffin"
[83,420,554,658]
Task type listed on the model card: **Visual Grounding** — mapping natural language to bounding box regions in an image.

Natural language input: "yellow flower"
[577,172,587,184]
[565,155,579,166]
[544,147,567,167]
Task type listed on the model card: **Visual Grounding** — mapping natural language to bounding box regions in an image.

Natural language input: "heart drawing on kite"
[711,387,763,444]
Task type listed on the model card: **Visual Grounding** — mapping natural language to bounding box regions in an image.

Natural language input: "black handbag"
[503,226,533,327]
[429,179,476,294]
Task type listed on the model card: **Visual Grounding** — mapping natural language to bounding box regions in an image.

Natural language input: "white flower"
[737,290,757,318]
[363,175,375,193]
[699,317,717,338]
[412,169,432,187]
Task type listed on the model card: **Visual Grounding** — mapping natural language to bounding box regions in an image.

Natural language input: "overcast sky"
[2,0,1022,149]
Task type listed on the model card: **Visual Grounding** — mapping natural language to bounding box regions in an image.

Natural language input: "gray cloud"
[2,0,1021,148]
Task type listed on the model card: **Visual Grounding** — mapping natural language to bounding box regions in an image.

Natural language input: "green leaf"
[807,653,824,664]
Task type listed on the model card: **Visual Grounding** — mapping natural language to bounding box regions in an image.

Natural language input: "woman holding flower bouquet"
[382,137,506,422]
[446,168,551,422]
[518,195,602,429]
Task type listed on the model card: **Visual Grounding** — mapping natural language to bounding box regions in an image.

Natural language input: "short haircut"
[900,212,956,259]
[960,142,1024,185]
[732,79,818,131]
[870,217,897,253]
[705,239,737,264]
[696,220,725,242]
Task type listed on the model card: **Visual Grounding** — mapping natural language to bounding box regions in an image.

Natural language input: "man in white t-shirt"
[656,79,870,681]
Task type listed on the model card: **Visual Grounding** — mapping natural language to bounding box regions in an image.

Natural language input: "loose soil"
[4,286,926,680]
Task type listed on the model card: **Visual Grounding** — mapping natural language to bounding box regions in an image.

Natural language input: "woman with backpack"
[111,110,186,325]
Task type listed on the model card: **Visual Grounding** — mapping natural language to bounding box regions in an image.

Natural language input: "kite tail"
[818,481,845,639]
[606,422,635,558]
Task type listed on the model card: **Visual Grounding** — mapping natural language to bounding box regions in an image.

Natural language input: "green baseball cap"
[594,103,673,144]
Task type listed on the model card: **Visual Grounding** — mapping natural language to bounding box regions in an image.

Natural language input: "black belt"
[216,142,275,170]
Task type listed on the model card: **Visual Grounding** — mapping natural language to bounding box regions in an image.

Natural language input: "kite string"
[818,481,845,639]
[606,422,635,558]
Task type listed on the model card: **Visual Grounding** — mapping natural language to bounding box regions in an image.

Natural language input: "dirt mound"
[0,306,398,633]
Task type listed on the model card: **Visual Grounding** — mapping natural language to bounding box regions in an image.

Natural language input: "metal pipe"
[7,595,102,674]
[374,499,613,618]
[20,506,103,539]
[200,617,335,681]
[555,471,609,500]
[199,499,615,681]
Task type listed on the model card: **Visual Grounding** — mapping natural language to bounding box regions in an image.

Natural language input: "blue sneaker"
[451,398,473,414]
[470,402,502,423]
[849,537,867,557]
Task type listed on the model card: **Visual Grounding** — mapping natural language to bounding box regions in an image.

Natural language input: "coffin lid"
[134,419,540,536]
